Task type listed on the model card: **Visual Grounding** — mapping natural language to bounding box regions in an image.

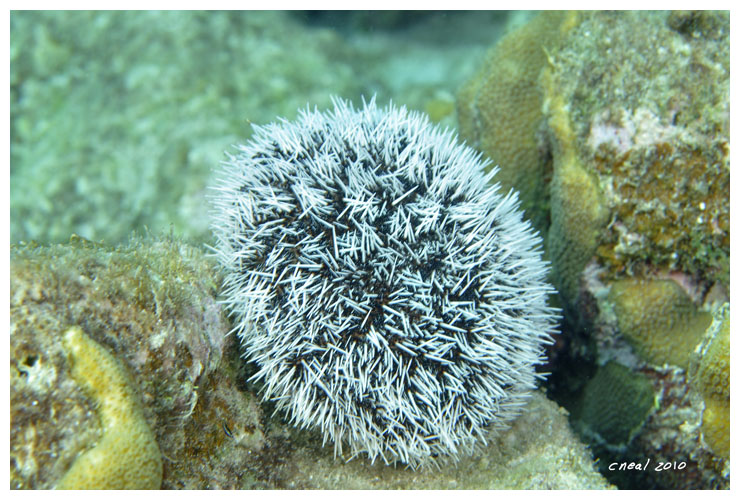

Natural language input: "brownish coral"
[592,140,729,286]
[456,11,579,234]
[456,11,729,310]
[539,17,729,451]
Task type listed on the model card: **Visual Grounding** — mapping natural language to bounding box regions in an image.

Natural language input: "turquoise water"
[9,11,517,246]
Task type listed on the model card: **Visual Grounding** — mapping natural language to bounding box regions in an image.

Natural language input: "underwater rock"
[541,10,729,314]
[10,236,611,489]
[10,236,232,488]
[279,390,612,489]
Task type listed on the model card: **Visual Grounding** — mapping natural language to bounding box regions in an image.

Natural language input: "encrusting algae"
[56,326,162,489]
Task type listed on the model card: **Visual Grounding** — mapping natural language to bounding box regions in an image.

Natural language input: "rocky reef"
[10,236,231,488]
[10,237,611,489]
[457,10,729,489]
[10,9,729,490]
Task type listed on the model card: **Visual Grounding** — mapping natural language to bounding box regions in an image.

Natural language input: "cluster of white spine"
[210,97,558,468]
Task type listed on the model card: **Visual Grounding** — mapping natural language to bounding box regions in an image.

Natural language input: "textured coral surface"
[457,11,729,489]
[609,278,712,368]
[573,361,655,447]
[690,305,730,460]
[457,11,578,234]
[543,13,729,486]
[56,327,162,489]
[460,11,729,309]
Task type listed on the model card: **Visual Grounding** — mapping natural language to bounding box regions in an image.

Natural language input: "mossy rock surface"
[11,236,612,489]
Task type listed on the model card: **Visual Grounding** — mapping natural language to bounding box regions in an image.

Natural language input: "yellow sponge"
[56,327,162,489]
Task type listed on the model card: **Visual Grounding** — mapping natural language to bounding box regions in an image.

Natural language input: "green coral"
[609,278,712,369]
[456,11,579,235]
[542,86,610,304]
[574,361,655,447]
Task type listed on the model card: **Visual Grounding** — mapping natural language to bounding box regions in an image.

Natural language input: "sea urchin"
[210,97,558,468]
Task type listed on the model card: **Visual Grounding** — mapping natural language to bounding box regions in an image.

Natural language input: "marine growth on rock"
[57,327,162,489]
[210,97,558,468]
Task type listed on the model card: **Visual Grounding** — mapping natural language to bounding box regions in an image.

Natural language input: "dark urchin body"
[211,98,558,468]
